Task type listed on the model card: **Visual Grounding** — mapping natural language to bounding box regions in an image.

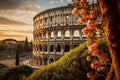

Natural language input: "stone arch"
[35,44,38,53]
[49,58,54,64]
[44,44,47,51]
[64,44,70,52]
[65,30,70,38]
[73,30,79,37]
[51,31,54,38]
[49,45,54,52]
[35,44,38,51]
[44,57,48,65]
[57,31,62,38]
[56,45,61,52]
[74,45,79,48]
[39,44,42,51]
[45,32,48,39]
[39,57,42,65]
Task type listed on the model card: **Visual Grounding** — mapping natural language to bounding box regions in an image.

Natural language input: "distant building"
[33,4,87,66]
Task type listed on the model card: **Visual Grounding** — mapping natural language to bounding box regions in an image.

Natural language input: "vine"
[72,0,111,79]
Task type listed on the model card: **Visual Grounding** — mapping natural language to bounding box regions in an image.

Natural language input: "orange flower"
[89,10,99,19]
[88,43,98,53]
[86,72,94,79]
[77,17,87,24]
[91,61,101,69]
[86,56,92,61]
[72,8,79,16]
[97,67,106,72]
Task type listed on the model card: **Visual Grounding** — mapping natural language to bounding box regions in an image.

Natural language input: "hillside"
[25,40,110,80]
[0,40,109,80]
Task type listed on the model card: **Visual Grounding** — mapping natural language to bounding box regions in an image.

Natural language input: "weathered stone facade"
[33,4,86,65]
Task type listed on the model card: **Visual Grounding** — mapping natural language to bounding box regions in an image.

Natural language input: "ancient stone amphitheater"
[32,4,86,66]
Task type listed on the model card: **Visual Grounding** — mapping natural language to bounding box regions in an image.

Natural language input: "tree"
[0,65,34,80]
[29,41,33,52]
[72,0,120,79]
[97,0,120,80]
[0,43,7,52]
[23,37,30,53]
[14,43,23,66]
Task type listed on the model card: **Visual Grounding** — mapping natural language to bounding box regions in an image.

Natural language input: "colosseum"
[32,4,86,66]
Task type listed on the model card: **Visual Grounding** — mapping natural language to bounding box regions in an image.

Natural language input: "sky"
[0,0,72,41]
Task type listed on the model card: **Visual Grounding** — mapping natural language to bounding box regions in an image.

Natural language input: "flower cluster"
[72,0,110,79]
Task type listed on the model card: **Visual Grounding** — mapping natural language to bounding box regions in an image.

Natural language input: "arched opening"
[44,58,48,65]
[65,30,70,38]
[64,45,70,52]
[73,30,79,37]
[49,45,54,52]
[44,44,47,51]
[56,45,61,52]
[57,31,61,38]
[39,44,42,51]
[39,57,42,65]
[46,32,48,39]
[33,45,36,51]
[39,33,42,40]
[74,45,79,48]
[51,31,54,38]
[49,58,54,64]
[36,45,38,52]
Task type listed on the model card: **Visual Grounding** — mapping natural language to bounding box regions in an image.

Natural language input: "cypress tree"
[23,37,30,53]
[15,43,23,66]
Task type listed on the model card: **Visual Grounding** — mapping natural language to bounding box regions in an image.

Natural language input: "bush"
[0,65,34,80]
[25,40,110,80]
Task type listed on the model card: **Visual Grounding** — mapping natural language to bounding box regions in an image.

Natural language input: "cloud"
[0,0,23,10]
[0,30,33,34]
[0,0,40,10]
[60,0,64,2]
[67,0,72,3]
[0,30,33,41]
[0,35,32,41]
[0,16,31,25]
[48,0,58,4]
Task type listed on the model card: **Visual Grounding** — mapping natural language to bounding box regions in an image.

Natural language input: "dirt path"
[0,59,15,67]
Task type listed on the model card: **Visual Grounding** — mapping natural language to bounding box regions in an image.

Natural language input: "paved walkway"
[0,59,15,67]
[22,59,41,69]
[0,59,42,69]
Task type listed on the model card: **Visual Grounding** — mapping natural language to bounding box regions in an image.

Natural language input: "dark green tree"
[0,65,34,80]
[23,37,30,53]
[14,43,23,66]
[0,43,7,52]
[29,41,33,52]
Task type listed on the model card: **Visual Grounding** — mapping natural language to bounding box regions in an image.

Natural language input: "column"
[70,29,73,40]
[47,44,50,54]
[42,57,44,65]
[61,31,65,40]
[61,44,64,55]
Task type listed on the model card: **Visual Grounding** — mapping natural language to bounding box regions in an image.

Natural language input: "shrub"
[0,65,34,80]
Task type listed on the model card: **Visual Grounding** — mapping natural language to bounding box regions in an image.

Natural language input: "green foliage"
[25,44,89,80]
[14,43,23,53]
[0,65,34,80]
[23,37,30,53]
[97,39,111,62]
[14,43,23,66]
[29,41,33,52]
[15,53,19,66]
[25,40,110,80]
[0,43,7,51]
[2,39,17,43]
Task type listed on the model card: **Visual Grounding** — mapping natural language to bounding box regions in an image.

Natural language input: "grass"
[25,43,89,80]
[0,40,110,80]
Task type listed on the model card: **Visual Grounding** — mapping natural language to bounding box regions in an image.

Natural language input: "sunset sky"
[0,0,72,41]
